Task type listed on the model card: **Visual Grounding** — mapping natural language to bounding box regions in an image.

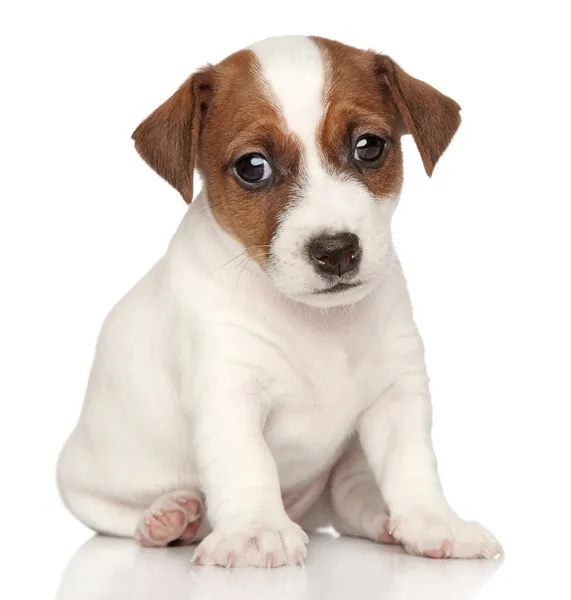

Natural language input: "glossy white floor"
[55,534,503,600]
[40,526,562,600]
[14,484,569,600]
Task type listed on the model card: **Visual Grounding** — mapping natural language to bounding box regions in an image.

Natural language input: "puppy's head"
[133,36,460,307]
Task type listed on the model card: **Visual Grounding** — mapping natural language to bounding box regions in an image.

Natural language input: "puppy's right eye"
[234,153,273,187]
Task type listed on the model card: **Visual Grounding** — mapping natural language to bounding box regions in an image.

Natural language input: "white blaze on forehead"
[248,36,326,158]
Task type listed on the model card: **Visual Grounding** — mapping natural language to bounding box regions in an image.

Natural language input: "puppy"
[58,35,502,566]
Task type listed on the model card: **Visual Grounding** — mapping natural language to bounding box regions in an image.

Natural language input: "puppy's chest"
[263,341,368,476]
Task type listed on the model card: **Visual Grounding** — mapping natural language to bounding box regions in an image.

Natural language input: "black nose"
[308,232,361,277]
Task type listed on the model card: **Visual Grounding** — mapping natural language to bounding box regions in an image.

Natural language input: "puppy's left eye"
[353,135,387,165]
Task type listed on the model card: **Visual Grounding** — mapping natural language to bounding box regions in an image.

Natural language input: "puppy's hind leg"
[61,489,149,538]
[62,486,208,547]
[329,439,396,545]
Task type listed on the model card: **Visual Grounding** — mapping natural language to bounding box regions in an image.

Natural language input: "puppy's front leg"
[360,376,502,559]
[191,366,307,568]
[359,311,502,559]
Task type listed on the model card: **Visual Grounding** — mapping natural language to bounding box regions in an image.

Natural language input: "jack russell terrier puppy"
[58,35,502,567]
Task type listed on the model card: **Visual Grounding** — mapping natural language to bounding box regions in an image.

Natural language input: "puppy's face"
[133,36,460,307]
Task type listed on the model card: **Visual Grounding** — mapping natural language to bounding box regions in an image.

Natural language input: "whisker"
[234,257,252,290]
[232,250,269,289]
[211,251,247,274]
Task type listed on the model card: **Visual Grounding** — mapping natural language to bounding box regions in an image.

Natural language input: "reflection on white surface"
[54,533,502,600]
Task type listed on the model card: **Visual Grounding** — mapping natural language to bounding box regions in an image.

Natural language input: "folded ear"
[132,67,213,203]
[375,56,461,176]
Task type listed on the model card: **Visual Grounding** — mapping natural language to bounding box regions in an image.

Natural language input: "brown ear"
[132,68,213,203]
[375,56,461,176]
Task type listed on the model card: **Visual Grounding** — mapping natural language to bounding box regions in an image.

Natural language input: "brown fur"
[132,38,461,265]
[197,50,302,264]
[374,55,461,176]
[313,36,460,187]
[132,50,303,265]
[132,68,213,204]
[312,37,405,199]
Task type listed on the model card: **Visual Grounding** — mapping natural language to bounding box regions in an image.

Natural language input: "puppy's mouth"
[315,281,362,294]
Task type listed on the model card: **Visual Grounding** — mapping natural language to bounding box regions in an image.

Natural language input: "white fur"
[57,36,501,566]
[251,36,396,307]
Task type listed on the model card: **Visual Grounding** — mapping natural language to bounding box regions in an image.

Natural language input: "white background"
[1,1,570,598]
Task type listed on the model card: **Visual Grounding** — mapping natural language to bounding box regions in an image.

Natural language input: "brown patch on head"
[312,36,461,190]
[312,37,404,199]
[132,49,302,266]
[197,50,302,265]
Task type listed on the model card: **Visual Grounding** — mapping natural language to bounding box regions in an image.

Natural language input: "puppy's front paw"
[389,509,503,559]
[192,522,309,568]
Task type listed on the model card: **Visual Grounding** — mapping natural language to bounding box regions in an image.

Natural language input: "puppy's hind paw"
[136,490,203,548]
